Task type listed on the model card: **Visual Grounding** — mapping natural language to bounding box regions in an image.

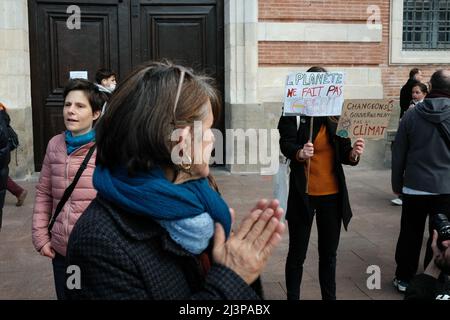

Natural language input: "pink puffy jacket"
[32,133,97,256]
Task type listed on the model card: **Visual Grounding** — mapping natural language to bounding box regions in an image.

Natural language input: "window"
[390,0,450,63]
[402,0,450,50]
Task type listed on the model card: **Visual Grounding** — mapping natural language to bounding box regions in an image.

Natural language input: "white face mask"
[108,84,116,92]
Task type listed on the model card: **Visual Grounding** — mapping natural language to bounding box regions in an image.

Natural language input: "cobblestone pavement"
[0,167,420,300]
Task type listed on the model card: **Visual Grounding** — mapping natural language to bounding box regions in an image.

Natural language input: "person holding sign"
[278,66,365,300]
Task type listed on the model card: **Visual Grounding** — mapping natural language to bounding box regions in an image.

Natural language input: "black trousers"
[285,194,341,300]
[52,252,66,300]
[0,166,8,229]
[395,194,450,282]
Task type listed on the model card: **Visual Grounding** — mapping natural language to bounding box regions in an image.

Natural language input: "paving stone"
[0,168,431,300]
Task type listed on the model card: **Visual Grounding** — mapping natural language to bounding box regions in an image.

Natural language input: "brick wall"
[258,0,448,101]
[382,65,443,99]
[259,0,387,21]
[259,42,382,66]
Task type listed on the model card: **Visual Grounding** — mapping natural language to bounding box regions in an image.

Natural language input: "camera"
[430,214,450,250]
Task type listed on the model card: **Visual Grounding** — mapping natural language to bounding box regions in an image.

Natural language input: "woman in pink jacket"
[32,79,105,299]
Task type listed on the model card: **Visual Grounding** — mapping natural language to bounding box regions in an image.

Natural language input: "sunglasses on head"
[171,65,195,126]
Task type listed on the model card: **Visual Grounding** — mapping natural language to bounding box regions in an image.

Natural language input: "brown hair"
[412,82,429,95]
[409,68,421,80]
[63,79,106,114]
[95,68,117,84]
[95,61,221,174]
[307,66,328,73]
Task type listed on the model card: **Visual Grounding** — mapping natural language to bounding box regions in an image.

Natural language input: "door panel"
[137,1,224,150]
[139,5,217,74]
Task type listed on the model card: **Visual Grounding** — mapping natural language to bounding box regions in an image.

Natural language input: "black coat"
[0,110,10,229]
[400,79,419,119]
[0,110,10,168]
[277,116,357,230]
[66,196,261,300]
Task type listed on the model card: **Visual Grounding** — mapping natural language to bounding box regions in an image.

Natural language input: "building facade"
[0,0,449,176]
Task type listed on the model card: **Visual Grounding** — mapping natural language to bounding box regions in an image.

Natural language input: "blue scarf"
[93,166,231,240]
[65,130,96,155]
[158,213,214,254]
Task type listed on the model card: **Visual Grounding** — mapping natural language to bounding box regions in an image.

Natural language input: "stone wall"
[0,0,34,178]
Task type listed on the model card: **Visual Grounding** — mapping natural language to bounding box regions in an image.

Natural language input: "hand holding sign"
[350,138,365,161]
[297,142,314,161]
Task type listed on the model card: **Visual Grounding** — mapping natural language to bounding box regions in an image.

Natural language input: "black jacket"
[400,79,419,119]
[0,109,10,229]
[278,116,357,230]
[405,273,450,300]
[0,110,10,169]
[66,196,261,300]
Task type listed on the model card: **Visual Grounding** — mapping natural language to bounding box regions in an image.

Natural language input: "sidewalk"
[0,167,418,300]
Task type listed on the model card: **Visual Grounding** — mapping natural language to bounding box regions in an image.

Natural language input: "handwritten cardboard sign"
[283,72,345,116]
[336,99,394,140]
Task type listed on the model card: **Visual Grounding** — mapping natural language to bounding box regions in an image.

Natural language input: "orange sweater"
[306,125,339,196]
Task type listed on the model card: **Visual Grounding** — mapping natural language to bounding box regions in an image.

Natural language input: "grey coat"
[66,196,262,300]
[392,97,450,194]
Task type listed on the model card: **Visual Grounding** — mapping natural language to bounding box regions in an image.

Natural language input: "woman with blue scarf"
[32,79,106,299]
[66,61,285,300]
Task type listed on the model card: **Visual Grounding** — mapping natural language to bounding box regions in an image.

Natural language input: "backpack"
[7,125,19,151]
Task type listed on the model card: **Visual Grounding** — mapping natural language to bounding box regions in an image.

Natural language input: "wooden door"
[137,1,222,73]
[135,0,225,138]
[28,0,131,170]
[29,0,224,170]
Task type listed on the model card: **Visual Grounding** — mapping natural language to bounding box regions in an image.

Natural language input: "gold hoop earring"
[180,155,192,172]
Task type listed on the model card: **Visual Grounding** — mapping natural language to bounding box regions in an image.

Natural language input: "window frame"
[402,0,450,50]
[390,0,450,64]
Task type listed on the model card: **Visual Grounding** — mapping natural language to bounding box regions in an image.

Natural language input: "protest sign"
[283,72,345,116]
[336,99,394,140]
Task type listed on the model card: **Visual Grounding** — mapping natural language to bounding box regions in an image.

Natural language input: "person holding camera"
[392,69,450,293]
[405,216,450,300]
